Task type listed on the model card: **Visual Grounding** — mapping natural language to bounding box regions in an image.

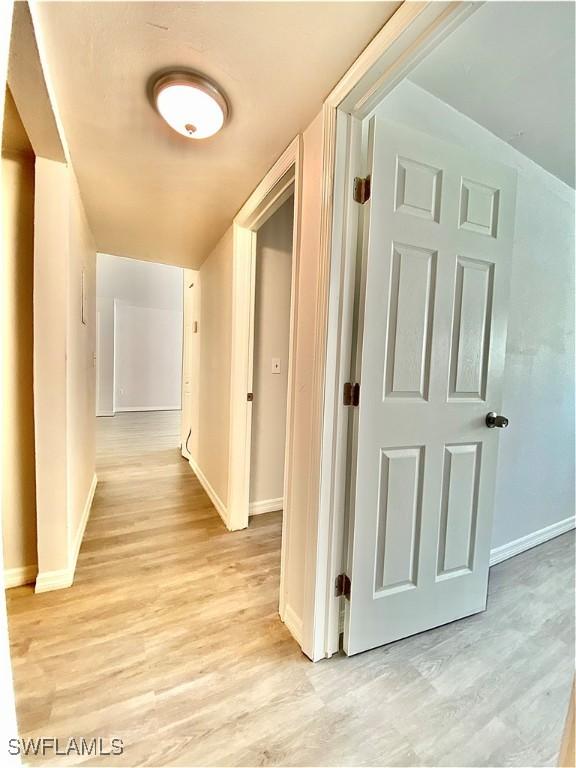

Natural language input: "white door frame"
[311,0,480,660]
[227,136,301,615]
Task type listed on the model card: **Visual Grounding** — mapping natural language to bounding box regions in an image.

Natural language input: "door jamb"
[228,137,302,619]
[312,0,480,660]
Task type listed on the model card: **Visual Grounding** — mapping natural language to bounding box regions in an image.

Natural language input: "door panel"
[375,446,424,593]
[385,243,436,399]
[345,119,517,655]
[437,442,481,575]
[449,257,494,400]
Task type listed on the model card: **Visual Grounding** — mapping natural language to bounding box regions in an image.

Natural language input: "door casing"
[227,137,302,628]
[315,0,482,660]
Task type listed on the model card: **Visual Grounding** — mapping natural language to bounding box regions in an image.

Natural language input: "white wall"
[376,80,575,550]
[96,253,183,414]
[250,197,294,511]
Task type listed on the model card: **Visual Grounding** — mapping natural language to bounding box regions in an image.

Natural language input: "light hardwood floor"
[7,411,575,767]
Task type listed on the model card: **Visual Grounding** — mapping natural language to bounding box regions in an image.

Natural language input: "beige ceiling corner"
[7,1,65,163]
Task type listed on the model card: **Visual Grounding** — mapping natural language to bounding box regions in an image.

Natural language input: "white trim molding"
[35,568,74,594]
[490,517,575,567]
[249,498,283,516]
[188,456,229,528]
[115,406,181,413]
[71,473,98,574]
[35,473,97,594]
[282,603,303,646]
[3,565,37,590]
[228,135,302,535]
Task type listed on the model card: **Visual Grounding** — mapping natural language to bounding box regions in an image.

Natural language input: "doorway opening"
[248,195,294,520]
[321,0,575,658]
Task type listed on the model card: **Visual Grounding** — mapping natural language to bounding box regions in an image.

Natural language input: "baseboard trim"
[96,410,115,417]
[114,406,181,413]
[3,565,37,589]
[35,473,98,594]
[282,603,303,645]
[188,456,229,528]
[249,497,283,516]
[71,473,98,572]
[490,516,575,566]
[35,568,74,593]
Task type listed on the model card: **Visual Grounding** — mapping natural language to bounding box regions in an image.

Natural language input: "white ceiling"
[35,1,400,268]
[409,1,575,188]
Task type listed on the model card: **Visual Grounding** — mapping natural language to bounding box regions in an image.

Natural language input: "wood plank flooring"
[6,411,575,767]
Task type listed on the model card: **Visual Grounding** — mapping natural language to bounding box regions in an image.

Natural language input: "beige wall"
[194,227,233,509]
[183,115,325,637]
[250,197,294,507]
[1,108,37,576]
[1,0,20,744]
[34,157,97,589]
[181,268,200,458]
[67,172,96,549]
[34,157,69,578]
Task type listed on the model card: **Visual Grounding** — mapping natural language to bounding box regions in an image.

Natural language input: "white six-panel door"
[344,119,517,655]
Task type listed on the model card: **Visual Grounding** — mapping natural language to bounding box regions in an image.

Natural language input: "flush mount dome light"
[152,71,229,139]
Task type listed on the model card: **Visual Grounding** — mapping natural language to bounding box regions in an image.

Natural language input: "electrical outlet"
[272,358,281,374]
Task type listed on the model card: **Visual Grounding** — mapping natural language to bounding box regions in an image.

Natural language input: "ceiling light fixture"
[151,71,229,139]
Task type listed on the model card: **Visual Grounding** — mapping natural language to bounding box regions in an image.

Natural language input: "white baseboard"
[96,410,115,417]
[188,456,229,528]
[249,497,283,516]
[282,603,303,645]
[71,473,98,572]
[114,406,181,413]
[490,516,575,566]
[35,473,98,594]
[3,565,37,589]
[35,568,74,593]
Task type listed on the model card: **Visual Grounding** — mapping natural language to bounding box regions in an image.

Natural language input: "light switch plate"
[272,358,281,374]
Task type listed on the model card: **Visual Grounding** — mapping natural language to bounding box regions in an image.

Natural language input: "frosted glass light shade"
[153,72,228,139]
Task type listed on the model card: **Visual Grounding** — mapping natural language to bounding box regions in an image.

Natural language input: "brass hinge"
[343,382,360,407]
[353,175,371,204]
[335,573,351,600]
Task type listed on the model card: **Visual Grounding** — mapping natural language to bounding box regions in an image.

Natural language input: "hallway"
[7,411,297,764]
[6,412,574,766]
